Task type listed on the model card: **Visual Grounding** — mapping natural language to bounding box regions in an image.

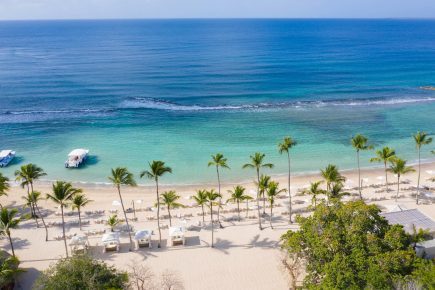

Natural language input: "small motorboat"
[0,150,16,167]
[65,149,89,168]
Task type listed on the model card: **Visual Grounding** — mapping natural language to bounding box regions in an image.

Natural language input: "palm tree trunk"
[270,203,273,229]
[216,167,222,226]
[168,207,172,227]
[262,191,266,216]
[35,203,48,241]
[61,205,68,257]
[256,169,262,230]
[155,179,162,248]
[357,150,362,199]
[30,182,39,227]
[384,162,389,193]
[210,202,214,247]
[417,148,421,204]
[117,185,133,251]
[201,204,205,223]
[396,175,400,202]
[287,152,292,223]
[7,232,15,257]
[246,199,249,218]
[78,209,82,230]
[237,200,240,221]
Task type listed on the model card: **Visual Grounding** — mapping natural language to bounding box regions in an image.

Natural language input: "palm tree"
[208,153,230,228]
[266,181,286,229]
[14,164,46,226]
[160,191,183,226]
[370,146,396,193]
[46,181,82,257]
[0,208,21,257]
[108,167,136,251]
[140,161,172,248]
[351,134,373,199]
[107,215,120,232]
[0,254,23,286]
[302,181,325,208]
[25,191,49,241]
[0,173,10,208]
[193,189,208,223]
[320,164,345,192]
[388,158,415,202]
[227,185,250,221]
[242,152,274,230]
[413,132,433,204]
[329,183,350,201]
[257,174,271,216]
[278,136,297,223]
[205,189,221,247]
[72,194,92,230]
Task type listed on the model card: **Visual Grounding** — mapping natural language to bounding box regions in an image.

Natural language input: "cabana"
[168,226,185,246]
[69,234,89,254]
[101,232,120,252]
[416,239,435,259]
[381,209,435,234]
[134,229,152,248]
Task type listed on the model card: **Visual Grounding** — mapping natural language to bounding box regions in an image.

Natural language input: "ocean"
[0,19,434,185]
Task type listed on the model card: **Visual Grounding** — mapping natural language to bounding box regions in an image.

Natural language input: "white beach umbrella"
[425,170,434,175]
[376,176,385,180]
[112,200,121,206]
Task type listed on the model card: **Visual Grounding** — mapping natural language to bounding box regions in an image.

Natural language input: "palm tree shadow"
[213,238,233,255]
[8,237,31,250]
[245,234,278,249]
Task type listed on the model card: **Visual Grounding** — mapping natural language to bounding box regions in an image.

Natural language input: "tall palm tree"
[278,136,297,223]
[266,181,286,229]
[302,181,325,208]
[160,191,183,226]
[140,161,172,248]
[227,185,250,221]
[14,164,46,226]
[72,194,92,230]
[193,189,208,223]
[242,152,274,230]
[25,191,49,241]
[257,174,271,216]
[351,134,373,199]
[413,131,433,204]
[205,189,221,248]
[0,208,21,257]
[108,167,136,251]
[0,173,10,208]
[388,158,415,202]
[370,146,396,193]
[46,181,82,257]
[208,153,230,228]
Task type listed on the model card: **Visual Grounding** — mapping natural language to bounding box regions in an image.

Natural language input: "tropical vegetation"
[278,136,297,223]
[160,190,184,226]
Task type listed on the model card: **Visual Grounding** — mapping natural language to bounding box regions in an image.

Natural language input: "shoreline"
[6,160,435,192]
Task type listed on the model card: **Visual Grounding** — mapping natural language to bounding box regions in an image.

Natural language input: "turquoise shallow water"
[0,19,434,184]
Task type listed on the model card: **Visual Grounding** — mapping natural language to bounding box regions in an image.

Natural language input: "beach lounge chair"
[134,229,152,248]
[101,232,120,252]
[168,226,185,246]
[69,234,90,254]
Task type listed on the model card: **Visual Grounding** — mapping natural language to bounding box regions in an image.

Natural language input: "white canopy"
[134,229,152,240]
[168,226,185,237]
[0,150,14,158]
[112,200,121,206]
[101,232,120,244]
[68,149,89,157]
[69,234,89,246]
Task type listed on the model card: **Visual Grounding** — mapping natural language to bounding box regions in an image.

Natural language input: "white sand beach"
[2,162,435,289]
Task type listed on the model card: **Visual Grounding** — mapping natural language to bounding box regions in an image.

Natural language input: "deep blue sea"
[0,19,434,184]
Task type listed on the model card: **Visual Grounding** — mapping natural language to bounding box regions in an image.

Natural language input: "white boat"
[65,149,89,168]
[0,150,16,167]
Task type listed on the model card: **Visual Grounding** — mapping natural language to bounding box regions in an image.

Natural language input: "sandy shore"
[1,162,435,289]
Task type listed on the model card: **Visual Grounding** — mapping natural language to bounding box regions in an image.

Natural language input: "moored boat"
[65,149,89,168]
[0,150,15,167]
